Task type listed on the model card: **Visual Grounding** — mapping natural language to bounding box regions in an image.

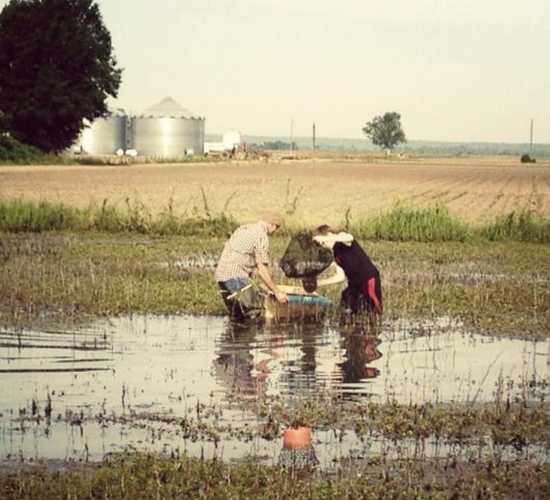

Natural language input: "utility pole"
[530,118,534,155]
[290,118,294,155]
[312,122,316,150]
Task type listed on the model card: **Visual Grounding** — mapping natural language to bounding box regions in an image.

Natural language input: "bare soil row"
[1,156,549,225]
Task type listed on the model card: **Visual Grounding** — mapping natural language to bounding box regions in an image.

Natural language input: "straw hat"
[262,212,284,227]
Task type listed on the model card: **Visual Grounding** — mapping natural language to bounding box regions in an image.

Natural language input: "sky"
[2,0,550,142]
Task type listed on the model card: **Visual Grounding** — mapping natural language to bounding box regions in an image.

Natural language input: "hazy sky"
[3,0,550,141]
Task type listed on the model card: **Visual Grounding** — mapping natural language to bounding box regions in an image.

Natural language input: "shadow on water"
[0,314,549,467]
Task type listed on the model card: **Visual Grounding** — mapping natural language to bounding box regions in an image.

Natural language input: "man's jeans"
[218,278,251,321]
[223,278,250,294]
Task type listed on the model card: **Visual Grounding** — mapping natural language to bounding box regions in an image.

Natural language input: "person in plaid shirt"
[215,212,288,320]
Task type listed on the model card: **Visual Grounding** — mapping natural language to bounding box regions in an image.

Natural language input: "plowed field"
[1,156,549,225]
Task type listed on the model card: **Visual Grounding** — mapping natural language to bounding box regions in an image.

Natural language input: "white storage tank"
[79,110,127,154]
[130,97,205,156]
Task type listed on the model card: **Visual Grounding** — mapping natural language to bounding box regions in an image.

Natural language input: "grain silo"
[79,110,127,154]
[130,97,205,156]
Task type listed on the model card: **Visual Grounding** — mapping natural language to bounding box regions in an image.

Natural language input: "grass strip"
[0,199,237,236]
[2,199,550,242]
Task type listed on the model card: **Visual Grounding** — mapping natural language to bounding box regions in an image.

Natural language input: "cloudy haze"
[2,0,549,142]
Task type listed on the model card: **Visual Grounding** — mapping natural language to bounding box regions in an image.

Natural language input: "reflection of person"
[314,226,382,316]
[215,213,288,321]
[338,332,382,383]
[213,324,270,397]
[277,420,318,469]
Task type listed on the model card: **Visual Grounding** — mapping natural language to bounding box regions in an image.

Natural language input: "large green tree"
[0,0,122,152]
[362,112,406,151]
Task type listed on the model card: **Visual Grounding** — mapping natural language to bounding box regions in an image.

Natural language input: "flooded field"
[1,315,548,467]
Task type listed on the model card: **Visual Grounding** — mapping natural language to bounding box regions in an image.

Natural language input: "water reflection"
[337,329,382,384]
[213,322,384,398]
[0,315,548,464]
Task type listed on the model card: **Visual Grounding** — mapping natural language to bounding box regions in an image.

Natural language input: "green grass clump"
[2,199,550,244]
[0,199,237,236]
[0,199,86,232]
[350,204,471,242]
[481,209,550,243]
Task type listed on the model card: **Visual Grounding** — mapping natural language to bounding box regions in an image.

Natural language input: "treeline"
[243,135,550,156]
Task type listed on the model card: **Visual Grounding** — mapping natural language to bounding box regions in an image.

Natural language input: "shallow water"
[1,315,548,465]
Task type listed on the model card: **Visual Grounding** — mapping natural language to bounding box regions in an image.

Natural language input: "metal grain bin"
[79,111,127,154]
[131,97,205,156]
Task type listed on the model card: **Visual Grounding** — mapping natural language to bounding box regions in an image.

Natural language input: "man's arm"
[257,263,288,303]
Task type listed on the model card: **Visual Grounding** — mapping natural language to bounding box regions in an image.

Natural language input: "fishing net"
[280,232,333,278]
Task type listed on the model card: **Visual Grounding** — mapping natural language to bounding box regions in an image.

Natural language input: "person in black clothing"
[314,227,383,316]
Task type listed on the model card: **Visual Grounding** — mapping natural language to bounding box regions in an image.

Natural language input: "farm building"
[79,109,127,155]
[130,97,205,156]
[75,97,205,157]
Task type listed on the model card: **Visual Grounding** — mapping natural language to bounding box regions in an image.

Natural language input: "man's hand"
[257,263,288,304]
[274,290,288,303]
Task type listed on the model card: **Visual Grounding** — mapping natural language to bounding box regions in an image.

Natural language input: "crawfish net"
[280,232,333,279]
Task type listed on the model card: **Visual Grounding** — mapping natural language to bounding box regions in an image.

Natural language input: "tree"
[362,112,406,151]
[0,0,122,152]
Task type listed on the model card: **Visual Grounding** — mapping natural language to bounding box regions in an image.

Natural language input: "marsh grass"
[0,199,86,232]
[0,453,548,499]
[0,199,237,236]
[2,199,550,243]
[481,209,550,243]
[349,204,471,242]
[1,233,548,337]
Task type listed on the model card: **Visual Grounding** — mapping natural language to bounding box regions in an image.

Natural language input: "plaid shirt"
[214,222,270,282]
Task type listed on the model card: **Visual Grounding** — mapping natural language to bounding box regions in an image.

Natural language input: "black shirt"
[333,241,380,286]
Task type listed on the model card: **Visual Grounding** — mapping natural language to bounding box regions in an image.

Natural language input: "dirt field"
[1,156,549,225]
